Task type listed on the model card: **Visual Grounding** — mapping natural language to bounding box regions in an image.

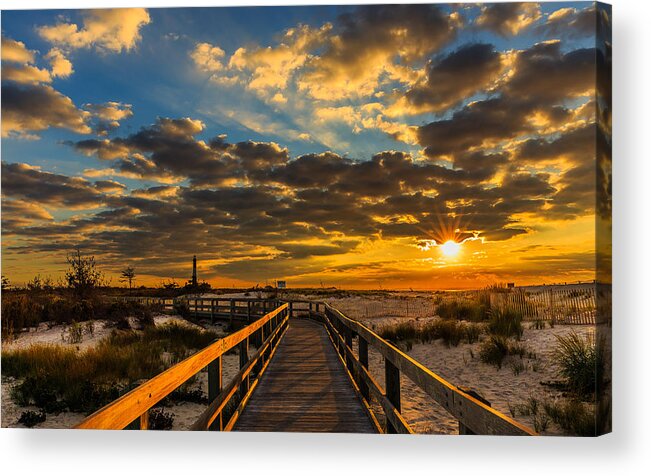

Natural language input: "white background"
[1,0,649,474]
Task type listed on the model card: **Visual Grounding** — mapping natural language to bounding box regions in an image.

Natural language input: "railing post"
[240,337,250,396]
[210,299,215,324]
[359,336,370,402]
[385,359,401,434]
[345,328,353,373]
[139,410,149,430]
[208,356,223,430]
[289,301,293,319]
[230,300,235,326]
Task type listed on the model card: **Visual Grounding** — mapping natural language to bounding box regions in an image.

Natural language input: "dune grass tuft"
[553,331,604,399]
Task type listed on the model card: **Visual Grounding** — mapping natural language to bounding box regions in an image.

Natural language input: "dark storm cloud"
[406,43,504,113]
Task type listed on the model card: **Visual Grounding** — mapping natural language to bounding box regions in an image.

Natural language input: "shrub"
[379,319,485,349]
[149,408,175,430]
[18,410,46,428]
[479,335,530,369]
[436,299,488,322]
[530,319,546,330]
[543,398,596,436]
[553,331,604,399]
[487,307,523,339]
[173,300,191,319]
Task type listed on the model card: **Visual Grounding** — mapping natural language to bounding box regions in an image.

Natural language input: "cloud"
[1,64,52,84]
[1,37,37,63]
[1,36,53,85]
[539,5,597,38]
[84,101,134,135]
[403,43,505,113]
[298,5,459,100]
[1,162,104,208]
[1,82,91,138]
[191,42,226,73]
[37,8,151,53]
[475,2,541,36]
[503,41,595,102]
[45,48,74,78]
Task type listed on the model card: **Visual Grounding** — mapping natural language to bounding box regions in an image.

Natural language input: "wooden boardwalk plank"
[233,319,376,433]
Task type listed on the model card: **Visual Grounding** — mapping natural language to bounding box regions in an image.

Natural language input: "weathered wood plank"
[233,319,376,433]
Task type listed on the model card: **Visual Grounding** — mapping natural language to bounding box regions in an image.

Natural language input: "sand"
[356,317,594,435]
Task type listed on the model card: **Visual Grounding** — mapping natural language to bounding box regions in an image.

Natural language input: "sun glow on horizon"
[440,240,461,257]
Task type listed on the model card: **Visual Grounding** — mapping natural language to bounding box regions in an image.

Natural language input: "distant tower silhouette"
[191,255,198,287]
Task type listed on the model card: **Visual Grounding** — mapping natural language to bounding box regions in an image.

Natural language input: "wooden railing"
[317,304,536,436]
[116,296,282,324]
[75,303,289,430]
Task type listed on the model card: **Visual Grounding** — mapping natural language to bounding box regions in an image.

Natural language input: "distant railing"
[317,304,536,435]
[75,303,289,430]
[115,296,282,324]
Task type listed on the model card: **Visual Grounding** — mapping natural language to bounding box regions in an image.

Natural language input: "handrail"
[320,304,536,436]
[75,303,289,430]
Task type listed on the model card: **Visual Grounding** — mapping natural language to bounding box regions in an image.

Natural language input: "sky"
[1,2,612,289]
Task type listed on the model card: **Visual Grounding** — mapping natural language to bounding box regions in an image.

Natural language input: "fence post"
[385,359,401,434]
[359,336,370,402]
[208,356,222,430]
[289,301,293,319]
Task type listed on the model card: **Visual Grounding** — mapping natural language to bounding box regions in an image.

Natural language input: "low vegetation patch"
[1,292,160,341]
[1,322,220,414]
[542,398,596,436]
[436,299,488,322]
[379,319,485,350]
[148,408,175,430]
[487,307,524,339]
[18,410,47,428]
[553,331,604,399]
[479,335,530,369]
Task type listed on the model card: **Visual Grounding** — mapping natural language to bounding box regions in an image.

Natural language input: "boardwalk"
[75,301,534,435]
[234,319,376,433]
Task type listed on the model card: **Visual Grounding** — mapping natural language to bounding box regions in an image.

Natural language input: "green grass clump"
[487,307,523,339]
[379,319,485,349]
[1,323,220,414]
[553,331,604,399]
[479,335,530,369]
[543,399,596,436]
[436,299,488,322]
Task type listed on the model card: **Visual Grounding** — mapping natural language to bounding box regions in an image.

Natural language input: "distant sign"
[277,280,286,289]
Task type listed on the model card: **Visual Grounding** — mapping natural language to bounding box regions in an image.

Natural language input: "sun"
[440,240,461,257]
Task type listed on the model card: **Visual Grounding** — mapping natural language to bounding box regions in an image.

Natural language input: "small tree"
[120,266,136,291]
[65,248,104,299]
[161,279,179,290]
